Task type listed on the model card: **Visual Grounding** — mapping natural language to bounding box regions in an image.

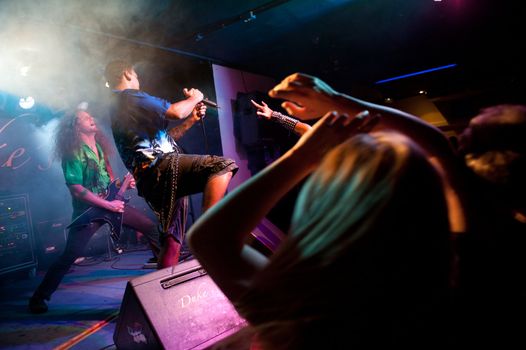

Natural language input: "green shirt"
[62,143,111,216]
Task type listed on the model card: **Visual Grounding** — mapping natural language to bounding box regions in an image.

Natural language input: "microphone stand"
[200,99,219,154]
[200,116,209,154]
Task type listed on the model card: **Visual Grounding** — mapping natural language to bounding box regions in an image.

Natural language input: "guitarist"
[29,103,162,314]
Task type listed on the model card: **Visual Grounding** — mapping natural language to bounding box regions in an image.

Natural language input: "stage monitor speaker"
[114,259,247,350]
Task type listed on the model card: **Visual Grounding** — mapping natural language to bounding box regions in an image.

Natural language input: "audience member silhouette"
[453,104,526,346]
[188,111,453,348]
[269,74,526,346]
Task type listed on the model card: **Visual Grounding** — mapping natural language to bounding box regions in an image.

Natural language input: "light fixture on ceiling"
[243,11,256,23]
[19,96,35,109]
[19,65,31,77]
[375,64,457,84]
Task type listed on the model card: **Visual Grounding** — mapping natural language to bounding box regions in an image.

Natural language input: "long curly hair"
[54,109,113,161]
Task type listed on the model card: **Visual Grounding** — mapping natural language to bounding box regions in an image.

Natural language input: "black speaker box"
[37,220,67,252]
[84,224,113,257]
[114,259,247,349]
[0,194,37,276]
[36,218,67,265]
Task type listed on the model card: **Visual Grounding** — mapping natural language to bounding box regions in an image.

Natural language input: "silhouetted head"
[238,132,451,349]
[104,60,139,89]
[458,104,526,208]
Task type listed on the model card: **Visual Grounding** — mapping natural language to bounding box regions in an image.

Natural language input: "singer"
[104,60,238,268]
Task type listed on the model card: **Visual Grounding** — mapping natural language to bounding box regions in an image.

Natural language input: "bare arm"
[269,73,454,159]
[292,120,311,136]
[165,88,204,120]
[168,103,207,141]
[69,185,124,213]
[187,111,373,301]
[269,73,467,232]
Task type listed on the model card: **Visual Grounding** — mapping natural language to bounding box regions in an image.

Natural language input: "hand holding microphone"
[183,88,215,153]
[193,102,207,120]
[183,87,220,108]
[183,87,204,101]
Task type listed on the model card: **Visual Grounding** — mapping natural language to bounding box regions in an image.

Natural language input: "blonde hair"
[237,132,451,348]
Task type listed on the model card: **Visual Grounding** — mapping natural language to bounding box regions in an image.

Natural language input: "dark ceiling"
[3,0,526,123]
[104,0,525,100]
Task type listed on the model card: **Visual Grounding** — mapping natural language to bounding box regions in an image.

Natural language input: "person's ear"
[123,69,133,81]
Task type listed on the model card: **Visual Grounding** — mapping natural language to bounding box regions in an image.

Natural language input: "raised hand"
[250,100,274,120]
[269,73,341,120]
[290,110,377,167]
[183,88,204,102]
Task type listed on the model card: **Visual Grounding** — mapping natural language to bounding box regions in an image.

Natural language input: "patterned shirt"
[62,143,111,216]
[110,89,180,171]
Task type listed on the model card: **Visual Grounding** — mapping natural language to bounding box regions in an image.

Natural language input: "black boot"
[28,293,48,314]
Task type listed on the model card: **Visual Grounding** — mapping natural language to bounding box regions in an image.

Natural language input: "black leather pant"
[33,205,159,300]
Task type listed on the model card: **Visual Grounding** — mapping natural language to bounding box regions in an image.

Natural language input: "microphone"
[202,98,220,109]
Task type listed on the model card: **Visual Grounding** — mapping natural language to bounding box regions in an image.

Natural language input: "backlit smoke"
[0,0,171,110]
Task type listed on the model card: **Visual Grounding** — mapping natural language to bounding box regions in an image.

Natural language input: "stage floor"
[0,246,186,350]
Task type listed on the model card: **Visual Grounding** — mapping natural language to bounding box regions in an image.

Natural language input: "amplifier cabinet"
[0,194,37,276]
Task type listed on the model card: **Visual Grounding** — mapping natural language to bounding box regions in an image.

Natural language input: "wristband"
[271,111,299,132]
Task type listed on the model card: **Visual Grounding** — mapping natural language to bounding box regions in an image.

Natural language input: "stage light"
[77,101,89,110]
[19,65,31,77]
[243,11,256,23]
[19,96,35,109]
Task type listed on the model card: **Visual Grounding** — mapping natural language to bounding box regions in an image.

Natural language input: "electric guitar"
[67,173,134,242]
